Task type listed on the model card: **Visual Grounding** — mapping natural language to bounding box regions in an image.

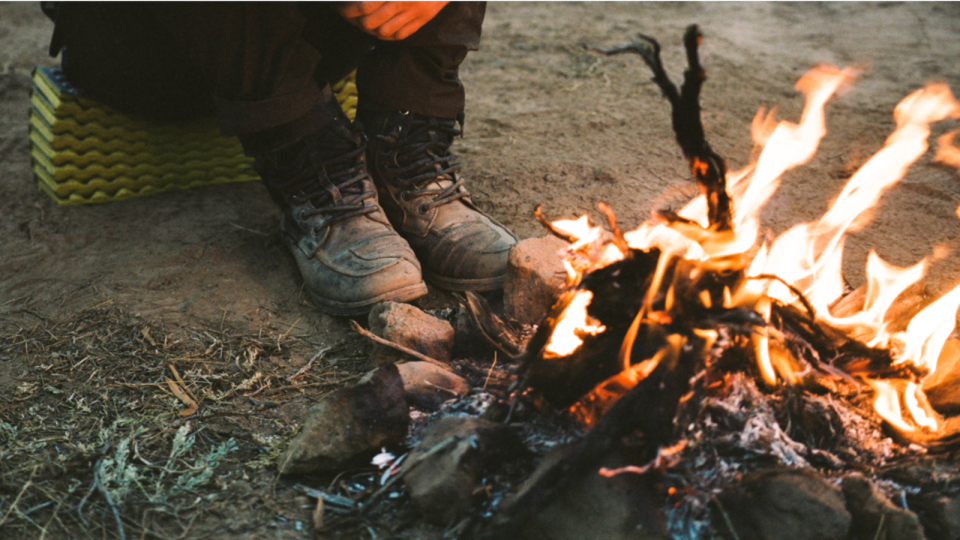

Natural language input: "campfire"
[522,26,960,448]
[295,25,960,540]
[477,25,960,538]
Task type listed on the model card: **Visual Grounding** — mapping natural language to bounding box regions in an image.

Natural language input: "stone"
[922,338,960,415]
[841,473,924,540]
[452,304,497,360]
[403,416,524,525]
[505,445,669,540]
[715,469,851,540]
[396,361,471,411]
[913,492,960,540]
[504,236,569,325]
[278,365,408,475]
[369,302,455,362]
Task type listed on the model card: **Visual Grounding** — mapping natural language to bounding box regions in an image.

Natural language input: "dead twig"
[483,354,498,391]
[746,274,817,323]
[462,291,524,359]
[348,320,446,367]
[587,25,732,231]
[597,202,631,253]
[77,443,126,540]
[711,495,741,540]
[873,513,887,540]
[534,205,580,243]
[262,381,327,397]
[277,316,302,350]
[288,346,332,382]
[0,466,36,529]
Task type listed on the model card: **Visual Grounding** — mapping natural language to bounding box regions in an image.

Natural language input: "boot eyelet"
[418,204,429,215]
[401,191,413,202]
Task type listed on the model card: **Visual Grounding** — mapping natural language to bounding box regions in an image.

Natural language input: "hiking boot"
[255,115,427,316]
[360,111,517,292]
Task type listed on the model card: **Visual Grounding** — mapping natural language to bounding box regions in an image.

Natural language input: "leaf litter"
[0,305,373,538]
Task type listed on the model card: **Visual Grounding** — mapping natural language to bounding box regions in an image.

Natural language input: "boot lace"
[380,113,469,214]
[267,126,378,234]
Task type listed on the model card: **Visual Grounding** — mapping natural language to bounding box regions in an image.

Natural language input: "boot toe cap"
[290,228,427,315]
[419,220,518,291]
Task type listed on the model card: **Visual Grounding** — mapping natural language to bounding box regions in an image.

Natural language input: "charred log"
[483,336,704,539]
[526,248,662,406]
[587,25,731,231]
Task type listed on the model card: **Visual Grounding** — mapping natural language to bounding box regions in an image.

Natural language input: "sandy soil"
[2,2,959,538]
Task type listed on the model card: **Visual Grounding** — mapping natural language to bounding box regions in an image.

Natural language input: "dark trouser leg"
[297,3,377,88]
[148,2,341,155]
[355,1,487,119]
[355,2,515,292]
[46,2,339,155]
[46,2,214,122]
[145,3,426,312]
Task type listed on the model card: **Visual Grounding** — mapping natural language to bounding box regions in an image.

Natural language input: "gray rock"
[842,474,925,540]
[504,236,569,325]
[506,445,669,540]
[278,365,408,475]
[396,361,471,411]
[403,416,523,525]
[914,492,960,540]
[716,469,851,540]
[369,302,455,362]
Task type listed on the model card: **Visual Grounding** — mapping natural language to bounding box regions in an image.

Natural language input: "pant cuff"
[217,83,330,136]
[237,91,342,156]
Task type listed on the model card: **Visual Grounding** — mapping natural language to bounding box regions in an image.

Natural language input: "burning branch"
[587,25,731,231]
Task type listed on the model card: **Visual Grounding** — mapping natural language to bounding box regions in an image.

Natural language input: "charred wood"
[484,337,702,539]
[587,25,731,231]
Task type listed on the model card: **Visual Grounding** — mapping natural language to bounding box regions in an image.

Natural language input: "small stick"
[746,274,818,323]
[246,397,279,408]
[277,316,302,350]
[711,495,741,540]
[0,466,36,528]
[872,513,886,540]
[483,354,498,391]
[349,320,446,367]
[597,202,631,253]
[534,205,579,243]
[262,382,326,397]
[77,444,126,540]
[97,466,126,540]
[288,346,331,382]
[168,364,198,404]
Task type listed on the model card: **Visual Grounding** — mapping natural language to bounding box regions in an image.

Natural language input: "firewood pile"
[286,26,960,540]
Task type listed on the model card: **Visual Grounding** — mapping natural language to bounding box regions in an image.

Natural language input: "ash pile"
[281,25,960,540]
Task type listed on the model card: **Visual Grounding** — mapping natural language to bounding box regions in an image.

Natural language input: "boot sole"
[423,271,505,293]
[306,282,428,317]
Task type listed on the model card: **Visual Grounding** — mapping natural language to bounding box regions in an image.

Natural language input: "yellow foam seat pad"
[30,67,359,205]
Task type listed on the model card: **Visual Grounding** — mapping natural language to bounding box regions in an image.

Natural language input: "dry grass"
[0,305,373,539]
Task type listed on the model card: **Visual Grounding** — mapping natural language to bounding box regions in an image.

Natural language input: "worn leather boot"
[360,111,517,292]
[255,115,427,316]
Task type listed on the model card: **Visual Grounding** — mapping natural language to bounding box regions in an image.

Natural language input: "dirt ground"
[2,2,960,539]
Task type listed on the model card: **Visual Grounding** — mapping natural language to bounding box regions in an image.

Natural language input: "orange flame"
[935,129,960,169]
[547,66,960,436]
[543,291,606,358]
